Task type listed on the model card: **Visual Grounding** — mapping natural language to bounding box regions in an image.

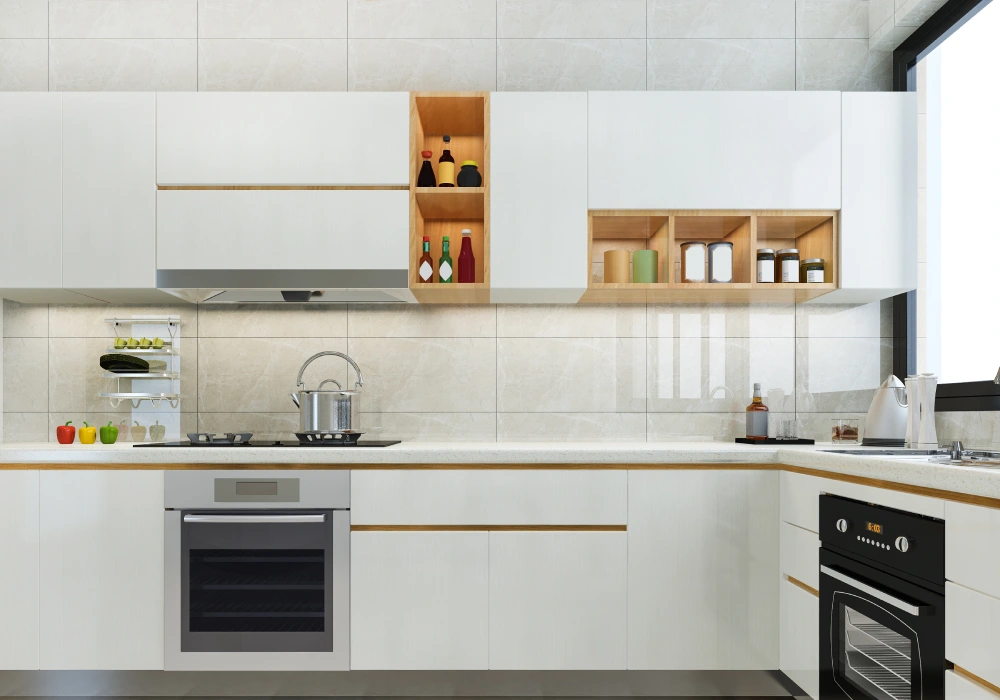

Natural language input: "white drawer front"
[351,470,627,525]
[946,582,1000,689]
[780,577,819,700]
[946,501,1000,600]
[781,521,819,591]
[947,670,1000,700]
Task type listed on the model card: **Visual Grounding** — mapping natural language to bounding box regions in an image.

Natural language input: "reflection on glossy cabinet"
[350,531,488,670]
[780,577,819,700]
[627,470,779,670]
[0,471,40,670]
[39,471,164,670]
[488,531,626,670]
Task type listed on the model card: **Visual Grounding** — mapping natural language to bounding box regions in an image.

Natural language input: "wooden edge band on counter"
[157,185,410,191]
[351,524,627,532]
[954,666,1000,697]
[786,575,819,598]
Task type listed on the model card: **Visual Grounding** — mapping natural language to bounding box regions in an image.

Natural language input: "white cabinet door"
[0,94,62,290]
[156,93,409,185]
[946,501,1000,600]
[39,471,164,670]
[824,92,917,304]
[489,92,588,303]
[781,521,819,591]
[628,470,779,670]
[588,92,841,210]
[488,531,626,670]
[946,581,1000,690]
[62,93,169,303]
[156,189,409,275]
[351,531,488,670]
[0,471,39,670]
[780,577,819,700]
[947,670,1000,700]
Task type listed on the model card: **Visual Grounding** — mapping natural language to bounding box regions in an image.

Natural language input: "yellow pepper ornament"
[79,421,97,444]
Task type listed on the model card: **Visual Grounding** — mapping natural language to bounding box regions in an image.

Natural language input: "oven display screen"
[866,522,883,535]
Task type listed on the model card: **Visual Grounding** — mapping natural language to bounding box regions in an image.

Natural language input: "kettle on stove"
[862,375,907,446]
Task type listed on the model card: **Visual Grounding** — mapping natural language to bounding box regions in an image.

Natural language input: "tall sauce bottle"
[418,236,434,283]
[437,135,455,187]
[457,228,475,283]
[438,236,453,283]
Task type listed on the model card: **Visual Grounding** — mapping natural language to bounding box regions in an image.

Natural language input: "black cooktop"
[135,440,401,448]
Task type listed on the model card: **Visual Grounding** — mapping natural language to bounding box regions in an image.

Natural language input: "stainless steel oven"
[165,471,349,671]
[820,495,945,700]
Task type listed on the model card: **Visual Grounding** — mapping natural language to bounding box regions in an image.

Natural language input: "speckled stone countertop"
[1,441,998,502]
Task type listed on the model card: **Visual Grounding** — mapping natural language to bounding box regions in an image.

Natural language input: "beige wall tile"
[936,411,1000,451]
[648,0,795,39]
[349,304,496,338]
[895,0,949,26]
[4,337,48,412]
[49,0,197,38]
[647,412,744,441]
[200,336,348,413]
[795,301,884,338]
[199,0,348,39]
[49,337,124,413]
[647,303,795,339]
[648,38,795,90]
[869,0,895,35]
[347,336,496,412]
[349,38,496,90]
[796,1,868,39]
[497,304,644,338]
[50,38,198,90]
[3,300,47,338]
[0,1,48,39]
[497,337,644,412]
[362,412,497,441]
[200,304,346,338]
[0,39,47,89]
[498,38,645,91]
[796,336,892,412]
[199,39,347,90]
[795,39,891,91]
[3,412,48,442]
[198,411,300,440]
[49,304,115,338]
[348,0,496,39]
[497,412,646,441]
[497,0,646,39]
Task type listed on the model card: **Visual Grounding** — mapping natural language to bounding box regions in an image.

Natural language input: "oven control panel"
[820,494,945,585]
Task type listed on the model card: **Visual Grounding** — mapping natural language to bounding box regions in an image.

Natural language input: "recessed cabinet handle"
[183,514,325,524]
[820,565,932,616]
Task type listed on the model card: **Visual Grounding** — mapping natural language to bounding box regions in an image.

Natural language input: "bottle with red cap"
[418,236,434,283]
[417,150,436,187]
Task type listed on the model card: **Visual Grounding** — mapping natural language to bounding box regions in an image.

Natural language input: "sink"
[926,454,1000,469]
[819,449,943,456]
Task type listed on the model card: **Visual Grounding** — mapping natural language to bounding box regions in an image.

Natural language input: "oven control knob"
[836,518,850,532]
[895,536,910,553]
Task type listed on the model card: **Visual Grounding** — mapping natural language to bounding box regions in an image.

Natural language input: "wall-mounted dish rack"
[100,317,181,408]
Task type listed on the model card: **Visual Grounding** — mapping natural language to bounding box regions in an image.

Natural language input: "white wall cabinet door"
[39,471,164,670]
[0,471,40,670]
[628,470,779,670]
[489,92,588,303]
[351,531,488,670]
[780,578,819,700]
[62,93,169,303]
[488,531,626,670]
[588,92,841,210]
[156,93,409,186]
[0,94,62,292]
[823,92,917,304]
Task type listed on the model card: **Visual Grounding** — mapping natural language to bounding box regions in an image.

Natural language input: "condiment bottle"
[457,228,475,283]
[438,236,453,283]
[417,150,436,187]
[418,236,434,283]
[745,383,769,440]
[438,135,455,187]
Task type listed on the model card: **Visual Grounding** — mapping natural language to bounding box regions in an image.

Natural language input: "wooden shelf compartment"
[589,212,669,285]
[672,214,752,284]
[414,188,484,219]
[754,212,837,285]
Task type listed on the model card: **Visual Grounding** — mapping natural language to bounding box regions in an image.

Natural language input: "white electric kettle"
[862,375,908,446]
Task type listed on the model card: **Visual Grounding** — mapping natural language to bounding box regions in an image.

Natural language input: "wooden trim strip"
[954,665,1000,697]
[351,524,627,532]
[786,575,819,598]
[157,185,410,191]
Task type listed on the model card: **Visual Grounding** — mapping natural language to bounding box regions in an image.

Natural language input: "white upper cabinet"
[588,92,841,210]
[827,92,917,303]
[156,93,410,186]
[489,92,588,303]
[0,94,63,292]
[62,93,170,303]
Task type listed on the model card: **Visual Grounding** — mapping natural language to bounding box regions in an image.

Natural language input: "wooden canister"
[604,250,630,283]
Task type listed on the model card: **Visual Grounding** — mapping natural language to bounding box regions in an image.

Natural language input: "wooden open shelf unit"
[409,92,490,304]
[583,210,838,303]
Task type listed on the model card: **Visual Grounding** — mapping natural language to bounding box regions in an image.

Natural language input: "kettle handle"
[295,351,364,390]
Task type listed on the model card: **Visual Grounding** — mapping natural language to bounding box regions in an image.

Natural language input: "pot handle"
[295,351,364,390]
[318,379,343,390]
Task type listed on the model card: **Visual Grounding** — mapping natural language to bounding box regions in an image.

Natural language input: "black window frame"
[892,0,1000,411]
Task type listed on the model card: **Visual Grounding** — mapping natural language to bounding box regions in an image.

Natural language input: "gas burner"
[186,432,254,445]
[295,432,364,446]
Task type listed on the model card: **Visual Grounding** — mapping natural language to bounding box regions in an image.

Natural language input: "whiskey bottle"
[745,383,769,440]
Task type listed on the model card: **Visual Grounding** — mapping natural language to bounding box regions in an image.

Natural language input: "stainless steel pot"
[289,351,364,435]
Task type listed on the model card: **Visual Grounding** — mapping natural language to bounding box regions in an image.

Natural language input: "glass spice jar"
[756,248,775,283]
[456,160,482,187]
[800,258,825,283]
[776,248,799,283]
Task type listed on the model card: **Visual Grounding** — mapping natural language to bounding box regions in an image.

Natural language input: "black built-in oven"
[820,495,945,700]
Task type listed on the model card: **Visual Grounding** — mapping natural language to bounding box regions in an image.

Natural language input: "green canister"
[632,250,659,283]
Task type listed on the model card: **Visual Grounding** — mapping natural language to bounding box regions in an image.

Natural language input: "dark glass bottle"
[457,228,475,283]
[438,135,455,187]
[418,236,434,283]
[438,236,453,283]
[417,150,436,187]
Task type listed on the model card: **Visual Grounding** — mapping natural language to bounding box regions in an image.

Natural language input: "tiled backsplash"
[2,299,893,443]
[0,0,890,92]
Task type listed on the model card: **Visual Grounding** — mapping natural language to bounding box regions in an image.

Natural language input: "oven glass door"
[181,510,333,653]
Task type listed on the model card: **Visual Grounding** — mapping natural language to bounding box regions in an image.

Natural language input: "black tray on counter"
[734,437,815,445]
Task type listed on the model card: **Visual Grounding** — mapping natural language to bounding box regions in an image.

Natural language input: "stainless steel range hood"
[156,269,416,304]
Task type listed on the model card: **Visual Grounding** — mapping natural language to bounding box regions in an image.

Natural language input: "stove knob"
[895,536,910,553]
[836,518,850,533]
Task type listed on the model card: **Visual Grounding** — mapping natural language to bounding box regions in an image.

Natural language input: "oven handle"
[820,565,933,616]
[183,514,326,524]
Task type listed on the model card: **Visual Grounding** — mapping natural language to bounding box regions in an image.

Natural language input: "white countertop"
[1,441,998,501]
